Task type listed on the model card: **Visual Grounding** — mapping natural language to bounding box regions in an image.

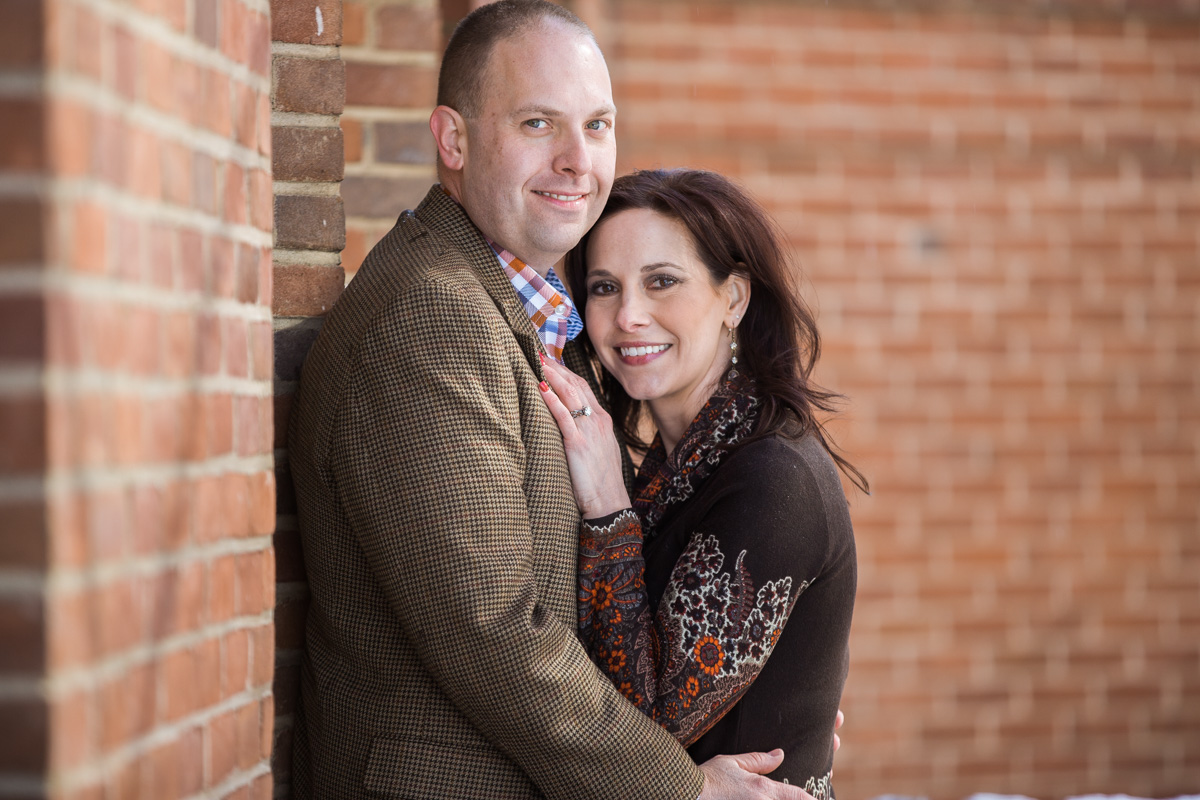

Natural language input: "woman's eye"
[648,275,678,290]
[588,281,617,296]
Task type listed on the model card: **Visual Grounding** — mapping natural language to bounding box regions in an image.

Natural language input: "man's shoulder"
[328,197,500,334]
[356,208,481,295]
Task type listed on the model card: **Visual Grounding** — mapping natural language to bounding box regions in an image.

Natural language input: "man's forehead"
[484,21,611,89]
[477,34,614,117]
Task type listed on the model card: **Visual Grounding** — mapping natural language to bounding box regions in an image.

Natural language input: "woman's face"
[583,208,748,425]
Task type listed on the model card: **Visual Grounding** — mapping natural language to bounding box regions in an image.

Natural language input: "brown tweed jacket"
[288,187,704,800]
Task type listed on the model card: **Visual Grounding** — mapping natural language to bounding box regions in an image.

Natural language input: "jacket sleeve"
[332,280,703,800]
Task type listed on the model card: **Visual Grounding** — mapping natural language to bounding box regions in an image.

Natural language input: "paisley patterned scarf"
[632,369,762,542]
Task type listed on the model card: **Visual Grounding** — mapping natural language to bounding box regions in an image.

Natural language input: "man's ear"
[430,106,467,171]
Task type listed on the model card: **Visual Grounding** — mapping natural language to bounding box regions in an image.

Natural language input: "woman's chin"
[613,376,664,404]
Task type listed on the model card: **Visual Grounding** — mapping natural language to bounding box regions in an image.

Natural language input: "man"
[288,2,817,797]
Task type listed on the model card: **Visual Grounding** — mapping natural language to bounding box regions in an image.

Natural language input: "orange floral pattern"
[579,513,802,746]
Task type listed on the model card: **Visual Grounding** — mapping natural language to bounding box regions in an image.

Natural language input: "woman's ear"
[726,272,751,326]
[430,106,467,171]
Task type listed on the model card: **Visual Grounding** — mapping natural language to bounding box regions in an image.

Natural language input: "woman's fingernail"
[539,352,546,365]
[539,381,549,392]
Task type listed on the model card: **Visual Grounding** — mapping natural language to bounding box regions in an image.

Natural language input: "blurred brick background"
[4,0,1196,798]
[604,2,1199,798]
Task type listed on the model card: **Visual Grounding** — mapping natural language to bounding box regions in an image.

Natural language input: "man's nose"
[554,128,592,176]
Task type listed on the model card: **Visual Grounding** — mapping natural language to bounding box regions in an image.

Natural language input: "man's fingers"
[725,749,784,775]
[835,709,844,730]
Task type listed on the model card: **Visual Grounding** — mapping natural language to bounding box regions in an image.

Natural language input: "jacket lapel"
[414,187,545,370]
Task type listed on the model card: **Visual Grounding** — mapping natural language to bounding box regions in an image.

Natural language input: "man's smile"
[534,190,585,201]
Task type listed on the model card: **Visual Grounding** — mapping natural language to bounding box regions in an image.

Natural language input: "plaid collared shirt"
[488,241,583,364]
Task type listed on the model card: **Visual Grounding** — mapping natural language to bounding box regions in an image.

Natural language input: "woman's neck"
[647,365,731,457]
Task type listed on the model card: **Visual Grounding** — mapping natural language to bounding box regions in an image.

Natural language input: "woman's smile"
[616,343,672,363]
[584,207,748,448]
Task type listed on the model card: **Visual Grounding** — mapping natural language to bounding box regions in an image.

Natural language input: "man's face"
[457,20,616,272]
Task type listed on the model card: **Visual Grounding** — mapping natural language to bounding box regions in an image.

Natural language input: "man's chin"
[531,226,592,262]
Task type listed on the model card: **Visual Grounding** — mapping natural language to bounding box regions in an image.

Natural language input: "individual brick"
[271,0,342,45]
[274,194,345,252]
[0,593,44,673]
[375,120,434,165]
[0,0,45,68]
[341,175,429,219]
[342,0,365,46]
[0,99,45,172]
[0,293,44,362]
[272,125,344,182]
[376,4,439,52]
[0,394,45,475]
[0,500,47,570]
[273,57,345,115]
[341,117,363,162]
[193,0,218,48]
[272,263,344,316]
[0,698,47,772]
[343,62,435,108]
[208,708,238,785]
[0,199,44,265]
[249,319,273,381]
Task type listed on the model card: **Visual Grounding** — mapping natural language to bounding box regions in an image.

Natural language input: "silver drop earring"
[728,316,739,365]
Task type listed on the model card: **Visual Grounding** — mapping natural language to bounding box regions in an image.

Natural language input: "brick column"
[267,0,345,795]
[1,0,276,794]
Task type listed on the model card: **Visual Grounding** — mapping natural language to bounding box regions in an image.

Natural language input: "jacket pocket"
[363,736,540,799]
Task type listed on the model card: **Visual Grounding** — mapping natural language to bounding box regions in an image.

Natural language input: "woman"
[538,169,865,798]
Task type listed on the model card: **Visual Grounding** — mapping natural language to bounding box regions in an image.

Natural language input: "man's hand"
[697,751,815,800]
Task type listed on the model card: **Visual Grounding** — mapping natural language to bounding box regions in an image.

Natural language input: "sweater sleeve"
[577,496,806,748]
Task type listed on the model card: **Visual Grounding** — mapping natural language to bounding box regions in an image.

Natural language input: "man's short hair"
[438,0,596,119]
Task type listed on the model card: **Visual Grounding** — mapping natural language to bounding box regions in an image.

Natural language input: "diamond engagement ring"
[570,405,592,418]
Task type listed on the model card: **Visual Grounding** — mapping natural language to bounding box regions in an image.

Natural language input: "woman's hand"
[537,354,631,519]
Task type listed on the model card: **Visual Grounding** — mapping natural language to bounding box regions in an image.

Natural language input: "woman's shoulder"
[723,431,843,495]
[707,431,854,543]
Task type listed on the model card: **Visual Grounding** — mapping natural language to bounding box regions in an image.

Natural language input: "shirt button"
[554,303,569,317]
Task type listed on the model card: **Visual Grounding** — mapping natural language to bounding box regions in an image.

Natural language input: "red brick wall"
[608,1,1199,798]
[1,0,276,794]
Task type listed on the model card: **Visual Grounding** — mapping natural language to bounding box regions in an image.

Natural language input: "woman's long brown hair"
[565,168,869,494]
